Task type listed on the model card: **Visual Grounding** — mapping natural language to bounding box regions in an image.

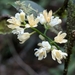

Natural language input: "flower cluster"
[7,10,39,44]
[34,41,67,64]
[7,9,68,64]
[37,10,62,28]
[34,41,51,60]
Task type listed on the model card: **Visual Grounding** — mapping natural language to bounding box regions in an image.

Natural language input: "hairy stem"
[63,0,75,75]
[63,38,73,75]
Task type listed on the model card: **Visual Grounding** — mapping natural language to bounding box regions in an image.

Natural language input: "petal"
[8,25,19,29]
[57,60,62,64]
[58,19,62,24]
[61,39,67,43]
[15,13,20,20]
[34,48,39,51]
[37,14,46,24]
[20,40,25,44]
[55,50,63,60]
[42,41,51,50]
[20,11,25,22]
[49,17,62,27]
[51,51,56,60]
[38,53,44,60]
[34,51,39,57]
[33,24,38,27]
[63,53,68,56]
[52,54,56,60]
[62,52,68,59]
[58,31,62,36]
[49,10,52,20]
[27,14,34,23]
[12,27,24,34]
[49,10,52,17]
[25,24,30,28]
[43,50,47,58]
[38,56,43,60]
[43,10,47,17]
[35,18,39,24]
[17,32,30,44]
[60,33,67,38]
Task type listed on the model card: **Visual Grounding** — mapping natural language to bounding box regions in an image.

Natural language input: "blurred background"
[0,0,75,75]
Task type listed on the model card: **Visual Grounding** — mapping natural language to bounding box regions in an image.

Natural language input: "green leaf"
[0,19,12,34]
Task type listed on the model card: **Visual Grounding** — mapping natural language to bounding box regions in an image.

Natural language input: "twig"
[54,0,69,16]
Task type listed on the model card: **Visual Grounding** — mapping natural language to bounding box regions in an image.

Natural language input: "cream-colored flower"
[7,11,25,29]
[15,11,25,22]
[43,10,52,23]
[17,32,30,44]
[7,17,21,29]
[51,49,67,64]
[37,10,62,28]
[37,10,52,24]
[34,41,51,60]
[34,48,47,60]
[12,27,24,34]
[25,14,39,28]
[54,31,67,44]
[49,16,62,27]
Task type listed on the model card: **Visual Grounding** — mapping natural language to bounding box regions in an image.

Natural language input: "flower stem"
[30,31,36,35]
[44,29,48,35]
[31,27,60,49]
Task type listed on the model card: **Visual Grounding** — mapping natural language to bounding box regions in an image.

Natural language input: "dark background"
[0,0,75,75]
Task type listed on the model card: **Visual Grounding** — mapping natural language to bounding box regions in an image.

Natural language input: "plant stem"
[31,27,60,49]
[63,0,75,75]
[54,0,69,16]
[44,29,48,35]
[63,39,73,75]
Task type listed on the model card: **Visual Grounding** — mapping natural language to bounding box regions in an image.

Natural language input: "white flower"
[37,10,52,24]
[25,14,39,28]
[34,48,47,60]
[12,27,24,34]
[7,17,21,29]
[51,49,68,64]
[15,11,25,22]
[54,31,67,44]
[37,14,46,24]
[38,41,51,52]
[49,16,62,27]
[17,32,30,44]
[7,11,25,29]
[37,10,62,28]
[34,41,51,60]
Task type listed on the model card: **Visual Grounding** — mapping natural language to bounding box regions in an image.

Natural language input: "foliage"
[0,19,12,34]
